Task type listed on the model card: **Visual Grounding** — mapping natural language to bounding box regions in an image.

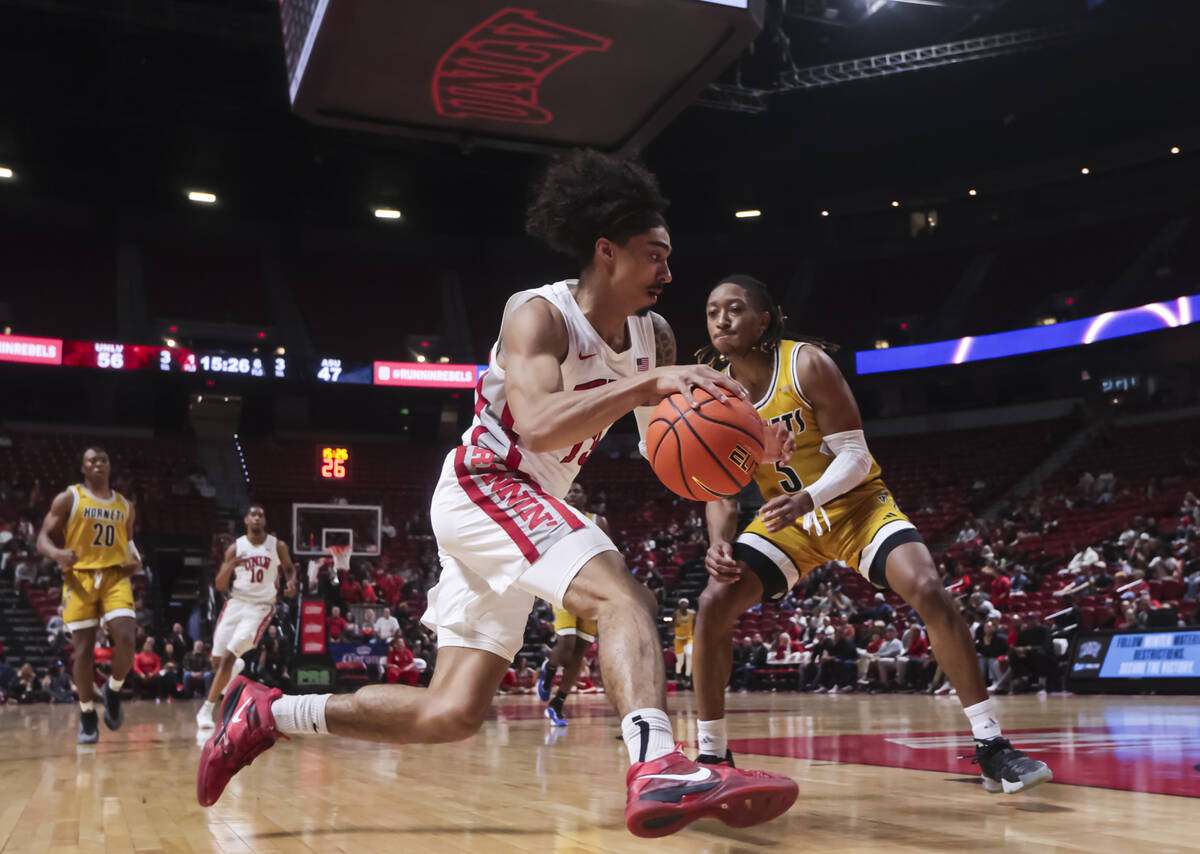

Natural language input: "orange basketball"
[646,388,765,501]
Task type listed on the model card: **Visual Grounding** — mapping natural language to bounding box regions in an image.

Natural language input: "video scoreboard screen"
[1068,628,1200,694]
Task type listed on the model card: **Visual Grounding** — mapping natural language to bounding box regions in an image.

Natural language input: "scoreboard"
[0,333,483,390]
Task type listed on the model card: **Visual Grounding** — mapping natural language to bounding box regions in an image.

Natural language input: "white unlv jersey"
[232,534,281,605]
[463,280,656,499]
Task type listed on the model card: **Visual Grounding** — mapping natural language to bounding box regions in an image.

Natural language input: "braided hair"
[524,149,669,267]
[695,274,838,369]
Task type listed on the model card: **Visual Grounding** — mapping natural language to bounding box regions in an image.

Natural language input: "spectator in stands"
[341,614,363,642]
[1077,471,1095,502]
[161,642,181,694]
[166,624,191,662]
[976,618,1008,691]
[340,572,363,605]
[374,607,400,641]
[989,569,1011,609]
[902,625,930,690]
[326,606,347,641]
[864,592,894,624]
[812,625,857,694]
[130,637,166,700]
[855,627,884,686]
[182,641,213,698]
[12,663,46,704]
[42,662,76,704]
[257,638,290,691]
[874,627,904,689]
[1113,601,1138,630]
[13,552,37,586]
[381,516,397,539]
[1008,613,1054,695]
[729,636,753,691]
[361,608,377,638]
[956,521,980,544]
[510,655,537,694]
[134,592,153,628]
[1094,471,1116,503]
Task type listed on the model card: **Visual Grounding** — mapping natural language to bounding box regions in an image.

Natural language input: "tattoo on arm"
[651,313,676,367]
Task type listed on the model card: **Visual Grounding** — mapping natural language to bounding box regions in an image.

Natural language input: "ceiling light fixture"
[1080,167,1090,175]
[1170,146,1181,155]
[0,167,12,179]
[734,209,761,219]
[374,208,402,220]
[187,191,216,203]
[968,189,978,197]
[891,200,900,208]
[820,210,830,217]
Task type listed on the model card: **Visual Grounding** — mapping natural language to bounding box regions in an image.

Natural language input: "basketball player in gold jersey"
[37,446,141,744]
[538,481,610,725]
[691,275,1052,794]
[670,597,695,688]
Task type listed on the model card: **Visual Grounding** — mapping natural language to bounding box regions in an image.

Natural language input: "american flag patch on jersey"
[637,356,649,372]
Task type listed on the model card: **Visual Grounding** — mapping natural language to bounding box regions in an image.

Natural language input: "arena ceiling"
[0,0,1195,237]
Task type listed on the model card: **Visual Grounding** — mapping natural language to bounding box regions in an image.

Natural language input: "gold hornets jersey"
[731,339,882,503]
[64,484,131,570]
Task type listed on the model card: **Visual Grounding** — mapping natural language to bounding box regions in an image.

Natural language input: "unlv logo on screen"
[433,8,612,125]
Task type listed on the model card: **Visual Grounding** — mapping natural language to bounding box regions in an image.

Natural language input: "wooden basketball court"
[1,692,1198,853]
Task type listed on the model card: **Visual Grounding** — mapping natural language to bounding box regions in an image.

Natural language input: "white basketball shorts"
[211,598,274,658]
[422,446,617,662]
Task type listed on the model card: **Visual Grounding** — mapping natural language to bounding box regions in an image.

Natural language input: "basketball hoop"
[328,545,352,576]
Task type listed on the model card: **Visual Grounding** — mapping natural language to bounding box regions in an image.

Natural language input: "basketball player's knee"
[698,583,738,625]
[108,620,136,649]
[907,575,954,620]
[426,701,487,742]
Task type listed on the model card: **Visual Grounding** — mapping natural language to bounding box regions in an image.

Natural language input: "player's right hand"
[705,540,742,583]
[57,549,79,570]
[651,365,747,409]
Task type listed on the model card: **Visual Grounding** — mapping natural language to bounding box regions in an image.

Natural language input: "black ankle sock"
[549,691,567,715]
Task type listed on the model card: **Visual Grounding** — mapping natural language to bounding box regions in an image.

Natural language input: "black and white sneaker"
[696,748,736,768]
[973,737,1052,793]
[78,709,99,744]
[102,681,124,731]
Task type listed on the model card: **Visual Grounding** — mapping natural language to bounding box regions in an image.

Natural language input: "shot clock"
[318,446,350,481]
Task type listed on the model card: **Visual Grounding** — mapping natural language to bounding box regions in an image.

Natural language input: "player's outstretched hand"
[761,421,795,464]
[651,365,747,409]
[705,540,742,583]
[759,491,816,534]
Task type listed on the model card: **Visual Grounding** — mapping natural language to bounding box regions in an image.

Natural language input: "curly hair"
[524,149,669,266]
[695,274,838,368]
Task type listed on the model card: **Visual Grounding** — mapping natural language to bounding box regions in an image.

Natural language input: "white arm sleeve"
[634,406,655,460]
[804,429,872,511]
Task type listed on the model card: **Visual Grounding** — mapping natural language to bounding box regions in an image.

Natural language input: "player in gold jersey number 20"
[37,446,142,744]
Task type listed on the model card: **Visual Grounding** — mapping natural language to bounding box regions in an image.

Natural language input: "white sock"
[697,718,728,757]
[200,700,214,714]
[80,700,95,713]
[108,676,124,691]
[621,708,675,765]
[964,698,1002,741]
[271,694,331,735]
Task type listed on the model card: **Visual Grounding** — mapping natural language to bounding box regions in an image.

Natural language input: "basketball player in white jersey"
[197,150,798,837]
[196,505,295,729]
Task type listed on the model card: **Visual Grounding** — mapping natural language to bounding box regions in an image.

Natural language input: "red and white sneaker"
[196,675,288,807]
[625,748,798,838]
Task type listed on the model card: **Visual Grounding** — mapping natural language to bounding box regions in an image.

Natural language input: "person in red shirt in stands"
[384,637,420,686]
[360,579,379,605]
[326,606,348,641]
[991,570,1011,610]
[340,575,363,605]
[130,637,165,699]
[902,625,930,689]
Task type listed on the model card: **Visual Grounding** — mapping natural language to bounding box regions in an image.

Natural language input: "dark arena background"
[1,0,1199,851]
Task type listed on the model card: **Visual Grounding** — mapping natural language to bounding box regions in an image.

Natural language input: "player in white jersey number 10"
[196,505,295,730]
[197,150,799,838]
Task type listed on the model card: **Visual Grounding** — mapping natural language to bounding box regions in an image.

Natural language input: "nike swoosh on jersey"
[579,352,597,360]
[642,768,713,782]
[230,697,253,725]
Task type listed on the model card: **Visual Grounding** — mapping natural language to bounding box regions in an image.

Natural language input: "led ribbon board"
[855,293,1197,375]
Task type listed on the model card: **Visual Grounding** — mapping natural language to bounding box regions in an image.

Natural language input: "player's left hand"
[284,580,297,598]
[759,490,815,533]
[119,558,142,577]
[760,421,795,465]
